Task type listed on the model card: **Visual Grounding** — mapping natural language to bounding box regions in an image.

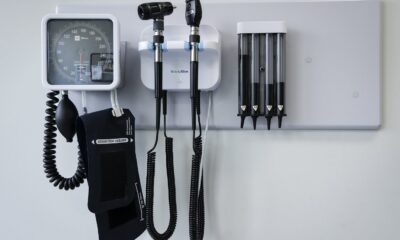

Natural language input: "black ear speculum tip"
[278,116,283,128]
[252,116,257,130]
[266,116,272,130]
[240,116,245,128]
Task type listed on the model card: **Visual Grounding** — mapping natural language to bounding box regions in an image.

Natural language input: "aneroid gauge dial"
[42,15,120,90]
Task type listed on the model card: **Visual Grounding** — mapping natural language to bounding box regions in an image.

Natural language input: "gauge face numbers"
[47,19,114,85]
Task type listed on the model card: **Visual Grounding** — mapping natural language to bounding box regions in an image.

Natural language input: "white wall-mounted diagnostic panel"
[57,1,381,130]
[42,14,121,91]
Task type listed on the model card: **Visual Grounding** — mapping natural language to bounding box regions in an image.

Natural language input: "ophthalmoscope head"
[185,0,202,27]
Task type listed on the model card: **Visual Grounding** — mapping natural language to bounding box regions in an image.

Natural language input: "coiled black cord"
[189,95,205,240]
[189,136,205,240]
[43,91,86,190]
[146,96,177,240]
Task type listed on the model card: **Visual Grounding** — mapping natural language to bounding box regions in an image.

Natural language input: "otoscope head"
[185,0,202,27]
[138,2,175,20]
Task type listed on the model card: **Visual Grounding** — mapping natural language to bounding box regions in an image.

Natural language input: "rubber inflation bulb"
[56,94,78,142]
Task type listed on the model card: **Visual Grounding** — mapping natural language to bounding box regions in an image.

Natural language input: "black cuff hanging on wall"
[76,109,146,240]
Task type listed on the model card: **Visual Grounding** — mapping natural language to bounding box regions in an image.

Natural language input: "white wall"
[0,0,399,239]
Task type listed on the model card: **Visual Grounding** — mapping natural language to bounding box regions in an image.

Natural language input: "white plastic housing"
[139,25,221,91]
[41,14,121,91]
[237,21,287,34]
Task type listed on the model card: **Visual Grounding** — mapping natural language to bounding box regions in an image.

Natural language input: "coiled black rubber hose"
[146,99,177,240]
[43,91,86,190]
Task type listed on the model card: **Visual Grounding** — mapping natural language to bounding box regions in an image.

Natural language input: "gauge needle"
[79,50,83,81]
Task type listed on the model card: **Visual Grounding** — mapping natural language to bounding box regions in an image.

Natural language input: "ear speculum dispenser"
[238,21,287,130]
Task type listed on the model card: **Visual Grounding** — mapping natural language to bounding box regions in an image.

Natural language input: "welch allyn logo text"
[171,69,189,74]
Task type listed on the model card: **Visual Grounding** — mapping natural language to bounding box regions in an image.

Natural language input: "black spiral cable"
[197,176,205,240]
[189,97,205,240]
[146,96,177,240]
[43,91,86,190]
[189,136,205,240]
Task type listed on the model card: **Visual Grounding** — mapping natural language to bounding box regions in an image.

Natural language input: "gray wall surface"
[1,0,399,240]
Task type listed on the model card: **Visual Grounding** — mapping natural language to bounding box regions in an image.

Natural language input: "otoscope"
[138,3,177,240]
[186,0,205,239]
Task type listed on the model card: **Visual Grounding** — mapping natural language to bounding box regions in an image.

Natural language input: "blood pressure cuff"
[76,108,146,239]
[95,196,146,240]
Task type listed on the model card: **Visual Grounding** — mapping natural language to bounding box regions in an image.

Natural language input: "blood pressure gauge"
[42,14,120,90]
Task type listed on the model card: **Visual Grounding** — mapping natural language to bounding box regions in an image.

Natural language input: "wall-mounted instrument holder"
[238,21,287,130]
[139,25,221,91]
[57,0,381,130]
[41,1,382,240]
